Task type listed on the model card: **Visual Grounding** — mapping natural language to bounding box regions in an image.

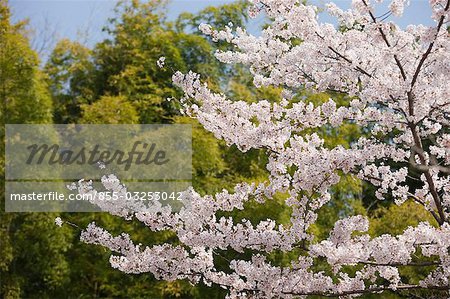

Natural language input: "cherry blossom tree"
[67,0,450,297]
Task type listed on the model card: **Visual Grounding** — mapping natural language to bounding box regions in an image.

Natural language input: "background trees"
[1,1,71,297]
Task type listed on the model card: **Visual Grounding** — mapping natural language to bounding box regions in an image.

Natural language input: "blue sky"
[10,1,238,47]
[9,0,434,61]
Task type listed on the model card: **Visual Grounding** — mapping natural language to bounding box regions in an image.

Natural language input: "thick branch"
[359,261,439,267]
[367,0,450,225]
[409,123,447,225]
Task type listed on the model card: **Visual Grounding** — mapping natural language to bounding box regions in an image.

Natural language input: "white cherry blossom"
[75,0,450,297]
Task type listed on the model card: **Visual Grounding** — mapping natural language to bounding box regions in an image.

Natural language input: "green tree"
[80,95,139,124]
[1,1,71,298]
[0,3,52,124]
[44,39,94,123]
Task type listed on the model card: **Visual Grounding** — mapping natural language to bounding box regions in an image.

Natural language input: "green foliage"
[44,0,225,124]
[1,2,71,298]
[44,39,94,123]
[175,0,248,37]
[369,200,438,236]
[0,3,52,125]
[368,201,439,297]
[4,213,72,298]
[80,95,139,124]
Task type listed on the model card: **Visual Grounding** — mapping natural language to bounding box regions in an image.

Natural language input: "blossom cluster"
[70,0,450,297]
